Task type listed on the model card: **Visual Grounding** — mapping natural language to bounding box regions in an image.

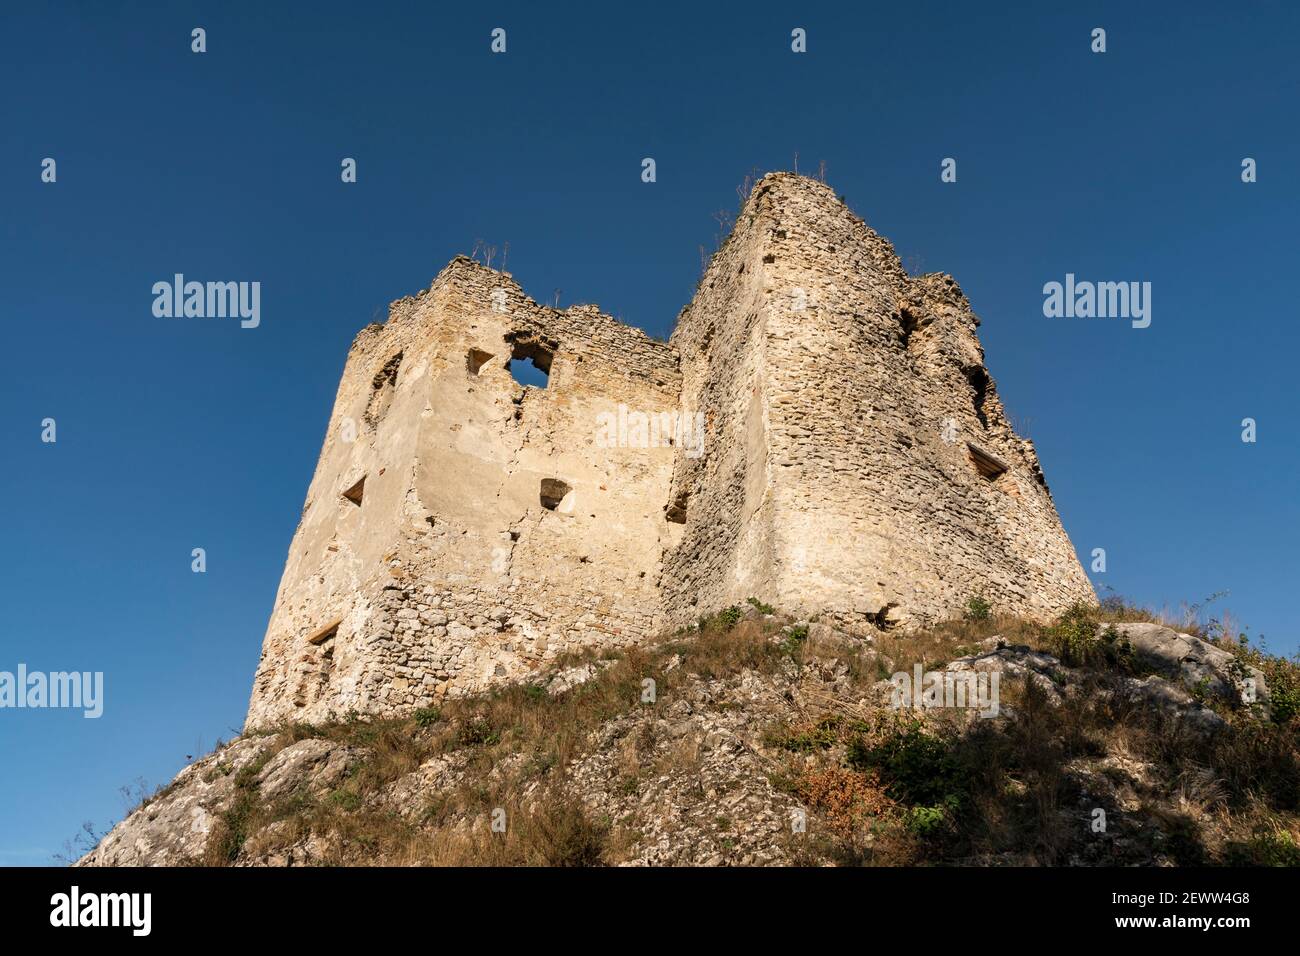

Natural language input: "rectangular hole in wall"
[467,349,494,376]
[342,476,366,506]
[967,443,1008,481]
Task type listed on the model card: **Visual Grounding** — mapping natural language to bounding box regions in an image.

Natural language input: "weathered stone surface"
[1111,622,1269,708]
[546,662,612,697]
[255,739,369,802]
[76,737,369,867]
[76,737,274,867]
[1118,675,1226,733]
[660,174,1094,636]
[943,639,1228,732]
[944,644,1066,701]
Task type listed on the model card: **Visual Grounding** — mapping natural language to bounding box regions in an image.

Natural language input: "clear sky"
[2,1,1297,864]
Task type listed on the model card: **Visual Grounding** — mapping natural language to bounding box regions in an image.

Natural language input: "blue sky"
[2,2,1297,864]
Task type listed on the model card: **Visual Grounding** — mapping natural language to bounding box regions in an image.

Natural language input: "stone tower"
[244,172,1093,730]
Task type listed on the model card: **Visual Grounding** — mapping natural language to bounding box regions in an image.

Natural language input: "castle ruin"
[244,173,1094,730]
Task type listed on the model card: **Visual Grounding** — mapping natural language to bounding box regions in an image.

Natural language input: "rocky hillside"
[79,601,1300,866]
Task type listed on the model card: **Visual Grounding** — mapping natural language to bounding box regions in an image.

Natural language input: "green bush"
[780,623,810,656]
[327,788,362,812]
[904,804,951,837]
[1048,602,1098,664]
[1045,603,1134,671]
[717,605,742,629]
[847,718,962,809]
[964,595,992,622]
[1262,661,1300,724]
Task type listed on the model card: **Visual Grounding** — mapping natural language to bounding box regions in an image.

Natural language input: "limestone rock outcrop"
[76,737,367,867]
[943,639,1230,733]
[1111,622,1269,710]
[76,737,274,866]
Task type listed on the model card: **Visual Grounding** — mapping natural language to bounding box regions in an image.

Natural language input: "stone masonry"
[244,172,1094,729]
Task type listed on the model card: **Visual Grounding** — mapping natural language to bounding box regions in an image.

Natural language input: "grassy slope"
[180,600,1300,866]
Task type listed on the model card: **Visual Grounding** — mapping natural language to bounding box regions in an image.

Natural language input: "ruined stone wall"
[667,173,1094,628]
[246,259,680,729]
[247,173,1094,729]
[660,199,779,622]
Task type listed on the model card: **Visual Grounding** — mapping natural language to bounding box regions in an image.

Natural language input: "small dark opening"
[864,604,899,631]
[898,308,919,348]
[963,366,991,429]
[665,489,689,524]
[467,349,494,376]
[540,478,572,511]
[372,353,401,390]
[342,476,366,506]
[967,443,1008,481]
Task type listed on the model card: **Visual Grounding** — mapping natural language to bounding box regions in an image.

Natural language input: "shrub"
[797,767,893,839]
[847,717,963,810]
[457,718,500,747]
[204,789,258,865]
[964,595,992,622]
[1266,665,1300,725]
[413,706,441,728]
[769,716,840,752]
[780,623,809,656]
[1045,603,1134,671]
[717,605,742,629]
[904,804,949,837]
[1048,602,1098,665]
[747,597,775,615]
[525,799,611,866]
[1235,651,1300,724]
